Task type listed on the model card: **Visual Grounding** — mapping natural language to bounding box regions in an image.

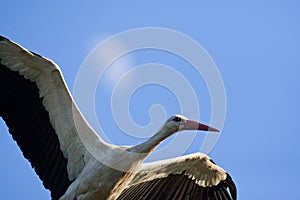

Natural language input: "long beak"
[184,120,220,132]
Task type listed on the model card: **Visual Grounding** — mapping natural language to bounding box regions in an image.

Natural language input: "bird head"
[164,114,220,134]
[129,114,220,154]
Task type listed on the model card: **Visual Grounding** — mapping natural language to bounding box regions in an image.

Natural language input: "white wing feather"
[130,153,227,187]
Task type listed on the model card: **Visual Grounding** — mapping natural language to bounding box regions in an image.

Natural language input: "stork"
[0,35,236,200]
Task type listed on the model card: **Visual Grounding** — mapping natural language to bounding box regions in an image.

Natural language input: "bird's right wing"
[118,153,236,200]
[0,36,106,199]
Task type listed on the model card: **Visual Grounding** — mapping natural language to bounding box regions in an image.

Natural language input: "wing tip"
[226,173,237,200]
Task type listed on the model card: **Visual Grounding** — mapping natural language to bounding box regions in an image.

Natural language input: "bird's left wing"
[0,36,104,199]
[118,153,236,200]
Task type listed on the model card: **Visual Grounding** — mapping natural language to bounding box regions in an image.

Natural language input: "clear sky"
[1,1,300,199]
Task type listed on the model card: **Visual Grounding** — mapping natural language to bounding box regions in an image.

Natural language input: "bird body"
[0,35,236,200]
[59,157,130,200]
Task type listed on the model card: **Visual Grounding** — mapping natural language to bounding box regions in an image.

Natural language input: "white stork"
[0,36,236,200]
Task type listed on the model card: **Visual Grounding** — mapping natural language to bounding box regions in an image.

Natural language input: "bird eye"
[173,117,181,122]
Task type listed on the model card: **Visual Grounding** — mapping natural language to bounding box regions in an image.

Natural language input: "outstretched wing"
[118,153,236,200]
[0,36,101,199]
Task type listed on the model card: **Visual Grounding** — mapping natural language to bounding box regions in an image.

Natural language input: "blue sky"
[1,1,300,199]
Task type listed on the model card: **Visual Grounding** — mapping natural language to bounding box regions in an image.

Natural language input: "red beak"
[184,120,220,132]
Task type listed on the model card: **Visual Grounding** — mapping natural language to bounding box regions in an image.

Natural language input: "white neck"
[128,126,175,154]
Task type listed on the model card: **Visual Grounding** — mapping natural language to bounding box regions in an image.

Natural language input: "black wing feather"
[0,55,72,199]
[118,173,237,200]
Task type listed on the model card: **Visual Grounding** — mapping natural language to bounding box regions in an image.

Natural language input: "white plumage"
[0,36,236,200]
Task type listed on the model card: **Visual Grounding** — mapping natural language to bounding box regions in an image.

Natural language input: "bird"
[0,35,236,200]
